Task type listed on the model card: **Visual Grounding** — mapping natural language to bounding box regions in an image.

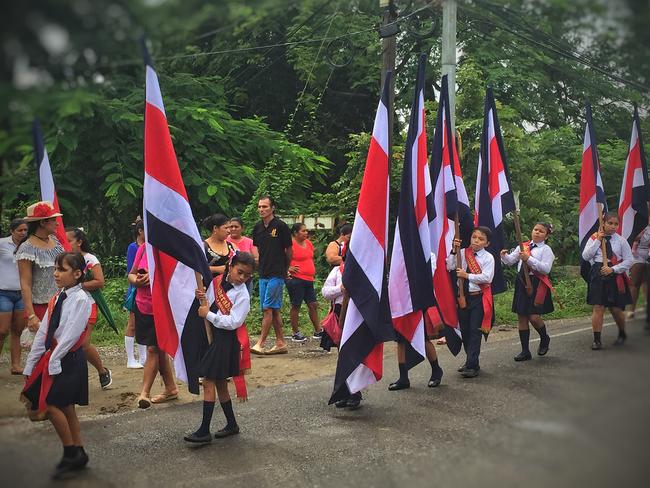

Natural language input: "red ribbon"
[464,249,494,336]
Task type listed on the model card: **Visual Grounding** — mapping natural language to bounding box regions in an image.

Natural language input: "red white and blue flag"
[618,105,649,245]
[141,41,213,394]
[388,54,435,369]
[329,72,394,404]
[578,102,608,281]
[474,88,515,294]
[429,74,470,355]
[32,119,71,252]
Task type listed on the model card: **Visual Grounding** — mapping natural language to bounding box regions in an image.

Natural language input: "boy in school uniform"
[447,226,495,378]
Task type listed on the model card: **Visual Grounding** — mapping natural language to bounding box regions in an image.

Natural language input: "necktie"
[45,291,67,350]
[530,243,537,249]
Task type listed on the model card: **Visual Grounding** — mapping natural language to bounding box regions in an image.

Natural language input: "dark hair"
[65,227,92,253]
[14,221,43,254]
[202,214,230,232]
[473,226,492,240]
[338,224,353,236]
[55,252,87,284]
[229,217,244,227]
[258,195,275,207]
[231,251,256,270]
[536,222,553,235]
[604,211,619,222]
[291,222,306,235]
[9,218,26,233]
[131,220,144,240]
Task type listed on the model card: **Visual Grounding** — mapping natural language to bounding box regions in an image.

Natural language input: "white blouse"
[205,282,250,331]
[24,284,93,376]
[581,232,634,274]
[322,267,344,305]
[501,240,555,275]
[446,248,495,292]
[632,226,650,263]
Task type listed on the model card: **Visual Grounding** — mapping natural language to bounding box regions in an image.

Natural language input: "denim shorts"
[259,277,285,310]
[0,290,24,313]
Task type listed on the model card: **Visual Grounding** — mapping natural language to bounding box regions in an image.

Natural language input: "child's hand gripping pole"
[195,272,213,345]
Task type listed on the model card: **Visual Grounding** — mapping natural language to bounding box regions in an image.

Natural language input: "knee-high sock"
[125,336,136,364]
[429,359,442,380]
[519,329,530,353]
[398,362,409,383]
[196,401,215,436]
[220,400,237,428]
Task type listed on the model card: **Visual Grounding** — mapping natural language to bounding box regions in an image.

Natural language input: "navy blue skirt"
[512,273,554,315]
[586,263,632,308]
[198,328,240,380]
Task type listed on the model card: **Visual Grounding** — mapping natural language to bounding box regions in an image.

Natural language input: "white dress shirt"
[501,240,555,275]
[632,226,650,264]
[205,281,250,330]
[322,266,344,305]
[0,236,20,291]
[24,284,93,376]
[581,232,634,274]
[446,248,495,292]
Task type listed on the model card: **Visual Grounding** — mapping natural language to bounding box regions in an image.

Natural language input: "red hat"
[23,201,63,222]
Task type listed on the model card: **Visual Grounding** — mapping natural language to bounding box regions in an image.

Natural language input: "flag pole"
[597,204,608,265]
[195,271,213,345]
[512,210,533,297]
[453,212,466,308]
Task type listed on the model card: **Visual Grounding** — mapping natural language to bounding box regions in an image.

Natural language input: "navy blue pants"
[459,294,484,370]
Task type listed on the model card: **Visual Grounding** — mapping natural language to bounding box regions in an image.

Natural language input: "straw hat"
[23,201,63,222]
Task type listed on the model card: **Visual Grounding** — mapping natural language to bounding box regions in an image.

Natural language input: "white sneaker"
[127,361,144,369]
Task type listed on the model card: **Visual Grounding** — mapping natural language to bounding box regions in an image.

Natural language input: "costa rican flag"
[388,54,435,369]
[32,119,71,252]
[474,87,515,294]
[428,74,470,356]
[618,105,649,245]
[141,41,213,393]
[329,72,394,404]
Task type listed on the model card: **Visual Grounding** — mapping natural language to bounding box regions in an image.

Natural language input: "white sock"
[125,336,136,364]
[137,344,147,364]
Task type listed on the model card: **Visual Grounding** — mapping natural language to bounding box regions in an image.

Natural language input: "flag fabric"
[579,102,608,281]
[32,119,71,252]
[428,74,469,356]
[474,87,516,294]
[329,72,394,404]
[388,54,435,369]
[618,105,649,245]
[141,41,213,394]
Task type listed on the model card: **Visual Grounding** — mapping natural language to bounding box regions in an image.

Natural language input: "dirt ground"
[0,326,523,423]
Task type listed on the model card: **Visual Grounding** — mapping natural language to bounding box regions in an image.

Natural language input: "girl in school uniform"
[66,228,112,389]
[21,252,93,479]
[184,251,255,443]
[582,212,634,350]
[501,223,555,361]
[627,224,650,318]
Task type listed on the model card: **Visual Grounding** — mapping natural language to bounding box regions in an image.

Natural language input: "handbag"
[321,305,341,346]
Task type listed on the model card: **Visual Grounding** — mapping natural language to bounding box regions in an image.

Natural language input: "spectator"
[0,218,28,374]
[203,214,236,277]
[250,196,292,355]
[286,223,322,342]
[124,219,147,368]
[227,218,255,253]
[325,224,352,266]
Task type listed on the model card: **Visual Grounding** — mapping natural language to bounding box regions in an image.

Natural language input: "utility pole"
[441,0,457,131]
[380,0,397,153]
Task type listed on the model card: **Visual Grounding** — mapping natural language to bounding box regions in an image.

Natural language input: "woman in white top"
[0,218,28,374]
[501,223,554,362]
[66,228,112,390]
[627,225,650,318]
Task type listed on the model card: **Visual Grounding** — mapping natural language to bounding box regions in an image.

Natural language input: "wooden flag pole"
[195,271,213,345]
[511,192,533,297]
[454,213,466,309]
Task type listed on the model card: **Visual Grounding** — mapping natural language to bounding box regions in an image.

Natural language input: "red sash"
[609,253,631,294]
[465,249,494,336]
[522,242,556,307]
[214,275,251,401]
[21,293,88,414]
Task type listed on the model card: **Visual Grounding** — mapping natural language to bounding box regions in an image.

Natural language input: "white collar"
[530,240,545,248]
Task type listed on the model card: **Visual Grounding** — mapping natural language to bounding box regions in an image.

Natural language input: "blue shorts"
[0,290,24,313]
[259,277,285,310]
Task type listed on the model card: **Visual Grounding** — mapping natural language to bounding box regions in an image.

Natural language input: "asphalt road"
[2,317,649,488]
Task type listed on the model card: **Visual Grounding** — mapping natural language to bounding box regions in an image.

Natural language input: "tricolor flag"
[474,87,515,294]
[429,74,470,355]
[32,119,71,252]
[388,54,435,369]
[329,72,394,404]
[618,105,649,245]
[141,40,213,394]
[579,102,607,281]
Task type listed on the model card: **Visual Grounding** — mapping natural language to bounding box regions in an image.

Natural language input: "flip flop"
[11,369,23,375]
[151,392,178,404]
[250,344,266,355]
[137,396,152,409]
[266,345,288,355]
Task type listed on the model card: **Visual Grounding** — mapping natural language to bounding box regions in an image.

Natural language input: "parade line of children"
[11,200,647,479]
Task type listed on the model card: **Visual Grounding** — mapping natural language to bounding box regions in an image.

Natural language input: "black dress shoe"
[335,399,349,408]
[73,448,89,470]
[52,451,85,479]
[184,431,212,443]
[388,380,410,391]
[346,396,362,410]
[461,368,480,378]
[538,337,550,356]
[214,425,240,439]
[427,378,441,388]
[613,335,626,346]
[514,351,532,362]
[591,341,602,350]
[457,364,466,373]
